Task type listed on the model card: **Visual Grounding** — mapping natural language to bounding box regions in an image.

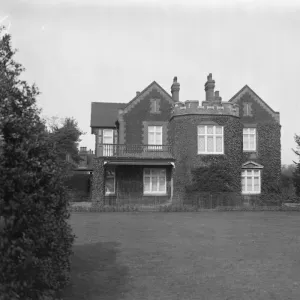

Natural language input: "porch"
[91,157,175,205]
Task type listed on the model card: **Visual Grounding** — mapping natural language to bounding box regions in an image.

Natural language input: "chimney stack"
[171,76,180,102]
[204,73,215,102]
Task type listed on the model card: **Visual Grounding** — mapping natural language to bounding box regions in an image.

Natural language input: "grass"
[60,212,300,300]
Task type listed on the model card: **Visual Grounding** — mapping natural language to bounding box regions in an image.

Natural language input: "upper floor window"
[148,126,162,150]
[241,169,261,194]
[103,129,114,156]
[243,102,253,117]
[243,128,256,151]
[150,99,161,114]
[197,125,224,154]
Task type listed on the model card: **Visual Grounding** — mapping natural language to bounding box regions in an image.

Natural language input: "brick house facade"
[90,74,281,205]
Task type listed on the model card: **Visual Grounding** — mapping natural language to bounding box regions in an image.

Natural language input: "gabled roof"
[121,81,174,115]
[90,102,127,128]
[242,161,264,169]
[90,81,173,128]
[229,85,280,123]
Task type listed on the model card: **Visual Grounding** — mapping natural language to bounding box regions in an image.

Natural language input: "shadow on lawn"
[59,241,130,300]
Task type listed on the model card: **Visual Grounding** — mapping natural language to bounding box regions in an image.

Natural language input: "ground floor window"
[143,168,166,195]
[241,169,261,194]
[105,167,115,195]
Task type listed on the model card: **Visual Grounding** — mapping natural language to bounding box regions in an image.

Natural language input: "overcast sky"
[1,0,300,164]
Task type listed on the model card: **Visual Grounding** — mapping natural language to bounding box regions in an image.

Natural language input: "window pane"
[159,176,166,191]
[207,126,213,134]
[254,170,260,175]
[254,177,259,191]
[242,170,246,176]
[247,177,252,191]
[144,178,151,192]
[155,133,162,145]
[243,135,248,149]
[148,126,155,133]
[105,178,115,194]
[156,126,163,133]
[106,169,115,177]
[198,136,205,152]
[159,169,166,176]
[216,136,223,152]
[243,128,250,134]
[207,136,214,152]
[152,176,158,192]
[148,132,155,144]
[144,168,150,175]
[249,135,255,149]
[216,126,222,134]
[198,126,205,134]
[250,128,256,134]
[247,170,252,175]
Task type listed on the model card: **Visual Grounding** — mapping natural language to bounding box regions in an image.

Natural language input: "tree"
[293,134,300,196]
[46,117,84,164]
[0,27,74,300]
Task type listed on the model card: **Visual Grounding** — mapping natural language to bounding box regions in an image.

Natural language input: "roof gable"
[121,81,174,115]
[229,85,280,123]
[242,161,264,169]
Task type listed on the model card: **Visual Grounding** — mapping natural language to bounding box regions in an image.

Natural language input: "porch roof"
[104,160,175,167]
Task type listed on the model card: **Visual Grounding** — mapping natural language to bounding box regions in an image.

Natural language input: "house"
[90,74,281,205]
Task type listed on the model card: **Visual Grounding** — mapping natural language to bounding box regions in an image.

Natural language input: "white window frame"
[143,168,167,195]
[197,125,224,154]
[148,126,163,150]
[105,168,115,195]
[103,129,114,156]
[241,169,261,194]
[243,128,256,151]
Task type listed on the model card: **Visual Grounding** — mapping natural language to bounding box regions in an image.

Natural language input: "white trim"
[241,169,261,194]
[242,161,264,169]
[197,125,224,154]
[143,168,167,195]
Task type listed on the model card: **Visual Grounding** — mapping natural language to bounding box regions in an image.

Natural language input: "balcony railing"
[97,144,173,159]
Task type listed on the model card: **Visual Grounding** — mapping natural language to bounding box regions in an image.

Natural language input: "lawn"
[60,212,300,300]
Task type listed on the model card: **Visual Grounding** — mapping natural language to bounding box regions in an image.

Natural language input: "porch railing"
[97,144,173,159]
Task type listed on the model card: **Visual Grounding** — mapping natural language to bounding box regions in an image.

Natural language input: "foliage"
[186,159,236,193]
[293,134,300,197]
[47,117,84,164]
[0,29,75,300]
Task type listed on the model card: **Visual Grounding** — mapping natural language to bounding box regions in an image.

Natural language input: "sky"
[1,0,300,164]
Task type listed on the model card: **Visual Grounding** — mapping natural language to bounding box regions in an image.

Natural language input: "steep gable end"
[121,81,174,115]
[229,85,280,123]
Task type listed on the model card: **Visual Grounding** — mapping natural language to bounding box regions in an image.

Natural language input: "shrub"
[0,30,75,299]
[186,160,236,193]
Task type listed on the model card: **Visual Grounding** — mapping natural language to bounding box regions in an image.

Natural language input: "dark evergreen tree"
[0,28,75,300]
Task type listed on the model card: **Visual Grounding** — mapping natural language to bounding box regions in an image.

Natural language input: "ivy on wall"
[171,115,244,202]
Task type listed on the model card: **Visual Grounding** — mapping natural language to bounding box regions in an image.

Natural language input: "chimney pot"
[171,76,180,102]
[136,91,140,96]
[204,73,215,102]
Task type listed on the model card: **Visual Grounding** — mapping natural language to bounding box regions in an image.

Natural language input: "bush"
[186,160,236,193]
[0,31,75,300]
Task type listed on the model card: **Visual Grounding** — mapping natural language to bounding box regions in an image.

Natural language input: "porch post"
[91,158,105,204]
